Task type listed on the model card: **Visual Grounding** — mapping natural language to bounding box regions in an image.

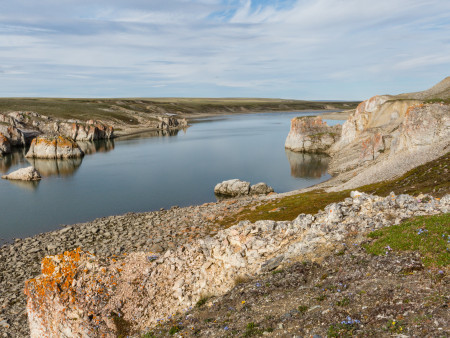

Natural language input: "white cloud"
[0,0,449,98]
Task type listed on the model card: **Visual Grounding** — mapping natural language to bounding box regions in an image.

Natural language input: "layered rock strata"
[26,136,84,159]
[1,166,41,181]
[214,179,274,197]
[285,116,341,153]
[25,192,449,337]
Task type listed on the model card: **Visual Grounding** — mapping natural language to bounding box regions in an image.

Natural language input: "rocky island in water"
[0,79,449,337]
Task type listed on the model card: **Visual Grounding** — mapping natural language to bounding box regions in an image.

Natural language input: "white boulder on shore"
[214,179,274,197]
[1,166,41,181]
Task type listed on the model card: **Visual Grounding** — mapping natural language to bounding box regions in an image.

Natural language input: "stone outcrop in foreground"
[25,192,449,337]
[26,136,84,159]
[2,166,41,181]
[214,179,274,197]
[285,116,341,153]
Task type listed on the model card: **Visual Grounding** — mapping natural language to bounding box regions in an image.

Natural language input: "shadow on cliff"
[285,149,330,179]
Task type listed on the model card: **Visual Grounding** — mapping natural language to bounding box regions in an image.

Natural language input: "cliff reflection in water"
[77,139,115,155]
[26,157,83,177]
[117,128,181,142]
[0,148,28,174]
[285,149,330,178]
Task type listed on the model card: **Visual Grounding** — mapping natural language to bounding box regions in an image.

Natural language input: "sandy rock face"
[24,192,449,337]
[26,136,84,159]
[285,116,341,153]
[392,103,450,153]
[2,166,41,181]
[0,133,11,156]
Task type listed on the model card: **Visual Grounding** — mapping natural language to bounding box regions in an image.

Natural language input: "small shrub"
[298,305,309,313]
[169,325,181,335]
[196,294,211,308]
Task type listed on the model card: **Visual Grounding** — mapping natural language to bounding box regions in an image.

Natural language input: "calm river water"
[0,111,341,242]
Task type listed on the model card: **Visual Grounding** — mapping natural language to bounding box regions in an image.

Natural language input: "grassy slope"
[218,152,450,227]
[0,98,359,122]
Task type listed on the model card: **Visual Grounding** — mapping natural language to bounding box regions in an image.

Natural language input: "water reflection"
[0,148,28,174]
[7,180,40,191]
[78,139,115,155]
[117,129,181,141]
[285,149,330,178]
[26,157,83,177]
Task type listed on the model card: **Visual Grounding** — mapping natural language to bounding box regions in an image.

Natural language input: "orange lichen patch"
[405,103,425,117]
[0,132,8,143]
[57,135,78,148]
[25,248,85,305]
[35,136,57,147]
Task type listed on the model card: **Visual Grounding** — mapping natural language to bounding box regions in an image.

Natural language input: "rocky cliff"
[24,192,448,337]
[0,111,114,157]
[285,116,341,153]
[325,78,450,189]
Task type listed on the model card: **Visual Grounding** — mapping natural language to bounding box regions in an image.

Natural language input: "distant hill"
[395,76,450,101]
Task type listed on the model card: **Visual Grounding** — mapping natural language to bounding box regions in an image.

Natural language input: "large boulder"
[285,116,341,153]
[214,179,274,197]
[214,179,250,196]
[0,133,11,156]
[1,166,41,181]
[26,136,84,159]
[249,182,274,195]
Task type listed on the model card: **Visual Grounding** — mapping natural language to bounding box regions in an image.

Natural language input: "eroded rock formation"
[157,116,188,130]
[285,116,341,153]
[25,192,449,337]
[26,136,84,159]
[1,166,41,181]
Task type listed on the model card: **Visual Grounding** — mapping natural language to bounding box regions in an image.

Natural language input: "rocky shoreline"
[0,195,262,337]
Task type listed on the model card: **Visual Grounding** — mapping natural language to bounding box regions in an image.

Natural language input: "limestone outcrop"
[24,192,449,337]
[2,166,41,181]
[328,79,450,177]
[0,124,26,147]
[157,116,188,130]
[26,136,84,159]
[285,116,341,153]
[0,133,11,156]
[50,120,114,141]
[214,179,274,197]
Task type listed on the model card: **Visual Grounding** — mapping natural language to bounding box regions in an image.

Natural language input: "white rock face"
[2,166,41,181]
[26,136,84,159]
[285,116,341,153]
[214,179,251,196]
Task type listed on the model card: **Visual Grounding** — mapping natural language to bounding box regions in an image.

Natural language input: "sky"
[0,0,449,100]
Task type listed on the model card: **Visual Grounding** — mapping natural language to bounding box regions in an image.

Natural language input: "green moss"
[363,214,450,267]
